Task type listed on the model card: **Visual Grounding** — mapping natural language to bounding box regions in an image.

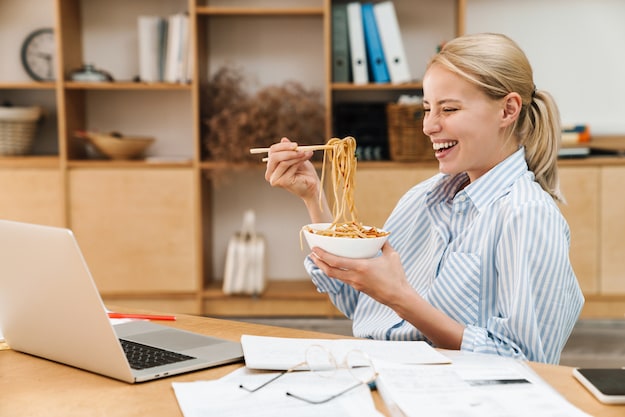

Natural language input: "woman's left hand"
[309,241,413,308]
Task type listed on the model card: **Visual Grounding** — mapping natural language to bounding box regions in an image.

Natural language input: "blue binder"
[362,2,390,83]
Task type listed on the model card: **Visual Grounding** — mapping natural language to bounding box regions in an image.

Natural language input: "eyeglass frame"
[239,345,378,405]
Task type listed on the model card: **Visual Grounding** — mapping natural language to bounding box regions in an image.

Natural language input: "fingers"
[311,247,358,271]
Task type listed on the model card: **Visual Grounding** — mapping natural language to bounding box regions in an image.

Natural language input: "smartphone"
[572,368,625,404]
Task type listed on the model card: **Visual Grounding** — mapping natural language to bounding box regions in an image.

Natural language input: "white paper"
[172,366,384,417]
[376,351,592,417]
[240,335,450,370]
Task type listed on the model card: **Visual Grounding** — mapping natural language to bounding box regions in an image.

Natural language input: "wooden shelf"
[63,81,192,90]
[67,159,193,169]
[0,155,60,168]
[0,82,56,90]
[202,280,342,318]
[196,7,324,16]
[332,82,423,91]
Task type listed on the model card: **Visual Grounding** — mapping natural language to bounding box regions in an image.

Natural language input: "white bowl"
[302,223,389,259]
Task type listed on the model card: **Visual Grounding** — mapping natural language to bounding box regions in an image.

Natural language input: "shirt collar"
[427,147,529,212]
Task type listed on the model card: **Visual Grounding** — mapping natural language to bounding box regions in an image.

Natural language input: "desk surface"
[1,310,622,416]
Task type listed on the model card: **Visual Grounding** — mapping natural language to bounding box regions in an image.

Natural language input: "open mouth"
[433,141,458,154]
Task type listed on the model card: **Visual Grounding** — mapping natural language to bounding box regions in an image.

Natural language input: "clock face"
[21,28,56,81]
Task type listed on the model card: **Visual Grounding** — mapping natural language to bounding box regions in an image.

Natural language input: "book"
[137,16,163,82]
[374,1,411,84]
[346,2,369,84]
[331,3,351,83]
[361,3,390,83]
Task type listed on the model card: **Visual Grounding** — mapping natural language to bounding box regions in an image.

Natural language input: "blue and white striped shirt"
[306,148,584,364]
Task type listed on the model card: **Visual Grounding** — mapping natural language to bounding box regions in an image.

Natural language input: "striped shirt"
[306,148,584,364]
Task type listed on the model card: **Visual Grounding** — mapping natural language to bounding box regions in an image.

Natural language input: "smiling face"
[422,64,520,183]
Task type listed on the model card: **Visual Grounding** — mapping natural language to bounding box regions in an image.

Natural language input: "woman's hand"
[310,241,465,349]
[264,137,332,223]
[310,241,411,307]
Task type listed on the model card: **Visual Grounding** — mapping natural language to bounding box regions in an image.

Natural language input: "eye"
[442,107,458,113]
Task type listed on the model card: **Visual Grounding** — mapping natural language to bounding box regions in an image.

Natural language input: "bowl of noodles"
[302,222,389,259]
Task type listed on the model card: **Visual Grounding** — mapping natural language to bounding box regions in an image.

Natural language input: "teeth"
[433,141,458,151]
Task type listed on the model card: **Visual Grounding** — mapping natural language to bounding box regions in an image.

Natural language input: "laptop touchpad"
[126,330,223,351]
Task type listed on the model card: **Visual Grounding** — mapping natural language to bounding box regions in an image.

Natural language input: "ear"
[500,92,522,128]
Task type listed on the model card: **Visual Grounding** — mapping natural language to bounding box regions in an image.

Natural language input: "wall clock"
[21,28,56,81]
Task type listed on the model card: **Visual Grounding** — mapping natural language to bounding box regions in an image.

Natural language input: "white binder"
[346,2,369,85]
[374,1,411,84]
[137,16,162,82]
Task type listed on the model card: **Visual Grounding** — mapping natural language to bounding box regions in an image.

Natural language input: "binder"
[374,1,411,84]
[164,12,189,83]
[361,3,390,83]
[331,3,351,83]
[346,2,369,85]
[137,16,163,82]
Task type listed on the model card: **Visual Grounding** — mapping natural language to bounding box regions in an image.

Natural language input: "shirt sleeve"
[460,199,584,364]
[304,255,359,319]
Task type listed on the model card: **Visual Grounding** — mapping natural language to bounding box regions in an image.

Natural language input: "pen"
[107,312,176,321]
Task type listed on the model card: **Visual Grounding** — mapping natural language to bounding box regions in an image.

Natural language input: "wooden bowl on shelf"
[76,131,154,160]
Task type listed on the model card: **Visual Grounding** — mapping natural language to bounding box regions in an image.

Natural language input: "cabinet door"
[558,166,600,294]
[600,166,625,294]
[68,168,197,293]
[0,168,64,226]
[354,165,437,228]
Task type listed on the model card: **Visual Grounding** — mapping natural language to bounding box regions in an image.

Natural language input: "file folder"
[331,3,351,83]
[362,3,390,83]
[347,2,369,85]
[374,1,411,84]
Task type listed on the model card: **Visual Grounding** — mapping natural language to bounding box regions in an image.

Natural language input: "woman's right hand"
[264,137,332,223]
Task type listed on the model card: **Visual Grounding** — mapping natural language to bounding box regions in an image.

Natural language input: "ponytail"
[518,89,563,202]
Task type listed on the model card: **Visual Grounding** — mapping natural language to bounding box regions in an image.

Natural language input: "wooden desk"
[1,311,622,416]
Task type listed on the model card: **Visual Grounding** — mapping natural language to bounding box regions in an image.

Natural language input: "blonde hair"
[427,33,563,202]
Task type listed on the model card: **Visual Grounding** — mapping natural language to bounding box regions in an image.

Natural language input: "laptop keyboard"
[120,339,196,370]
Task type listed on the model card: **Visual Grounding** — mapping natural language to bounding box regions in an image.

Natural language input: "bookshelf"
[1,0,623,318]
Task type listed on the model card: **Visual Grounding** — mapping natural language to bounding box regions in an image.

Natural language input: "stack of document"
[376,350,593,417]
[173,336,591,416]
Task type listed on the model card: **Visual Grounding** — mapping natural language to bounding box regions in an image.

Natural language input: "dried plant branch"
[202,66,326,164]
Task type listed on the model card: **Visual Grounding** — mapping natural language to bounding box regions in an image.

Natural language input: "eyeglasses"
[239,345,378,405]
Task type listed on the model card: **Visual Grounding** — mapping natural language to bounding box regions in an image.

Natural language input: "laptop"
[0,219,243,383]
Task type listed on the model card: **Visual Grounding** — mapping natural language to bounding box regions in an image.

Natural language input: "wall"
[466,0,625,135]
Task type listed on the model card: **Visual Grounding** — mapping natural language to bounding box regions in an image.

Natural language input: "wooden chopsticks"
[249,144,333,154]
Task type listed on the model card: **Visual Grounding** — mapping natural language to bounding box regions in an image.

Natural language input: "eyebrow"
[423,98,463,106]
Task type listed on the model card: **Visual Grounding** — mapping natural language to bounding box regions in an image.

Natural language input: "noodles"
[304,136,389,239]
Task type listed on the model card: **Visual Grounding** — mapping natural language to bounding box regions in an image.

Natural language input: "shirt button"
[457,195,467,202]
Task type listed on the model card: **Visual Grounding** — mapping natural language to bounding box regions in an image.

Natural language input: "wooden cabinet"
[2,0,624,318]
[558,160,625,318]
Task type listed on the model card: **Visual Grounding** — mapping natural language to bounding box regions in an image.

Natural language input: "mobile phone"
[572,368,625,404]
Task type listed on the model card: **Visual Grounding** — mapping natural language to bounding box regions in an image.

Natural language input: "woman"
[264,33,583,364]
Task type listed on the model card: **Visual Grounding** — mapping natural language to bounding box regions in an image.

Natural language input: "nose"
[422,112,440,137]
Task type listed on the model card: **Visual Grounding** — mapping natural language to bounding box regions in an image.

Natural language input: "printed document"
[376,350,592,417]
[240,335,450,370]
[172,366,383,417]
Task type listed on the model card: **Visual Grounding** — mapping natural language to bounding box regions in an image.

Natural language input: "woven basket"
[0,106,41,156]
[386,103,435,162]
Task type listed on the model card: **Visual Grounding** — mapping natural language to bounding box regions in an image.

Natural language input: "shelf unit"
[0,0,516,317]
[5,1,623,319]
